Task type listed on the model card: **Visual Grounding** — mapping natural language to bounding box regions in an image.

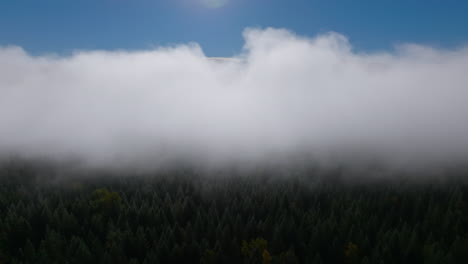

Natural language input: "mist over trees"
[1,161,468,264]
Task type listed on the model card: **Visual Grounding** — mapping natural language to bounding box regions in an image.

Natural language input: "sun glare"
[200,0,228,9]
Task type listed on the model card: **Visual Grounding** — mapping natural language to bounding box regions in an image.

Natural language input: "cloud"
[0,28,467,169]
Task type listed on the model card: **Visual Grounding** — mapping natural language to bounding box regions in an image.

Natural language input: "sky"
[1,0,468,57]
[1,0,468,170]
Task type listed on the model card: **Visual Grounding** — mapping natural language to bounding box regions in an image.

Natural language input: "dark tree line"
[0,161,468,263]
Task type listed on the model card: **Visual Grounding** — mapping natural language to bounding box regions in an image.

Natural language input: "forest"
[1,160,468,264]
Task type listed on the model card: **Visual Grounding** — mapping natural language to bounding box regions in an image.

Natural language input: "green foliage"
[200,249,218,264]
[344,242,359,264]
[0,163,467,263]
[91,188,122,215]
[262,249,272,264]
[242,238,268,257]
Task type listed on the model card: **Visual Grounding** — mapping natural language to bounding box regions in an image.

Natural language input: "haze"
[1,28,467,169]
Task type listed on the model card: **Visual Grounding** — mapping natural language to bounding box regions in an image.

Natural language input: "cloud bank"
[1,28,467,169]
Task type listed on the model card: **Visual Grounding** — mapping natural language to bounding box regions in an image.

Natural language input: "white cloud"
[0,28,467,169]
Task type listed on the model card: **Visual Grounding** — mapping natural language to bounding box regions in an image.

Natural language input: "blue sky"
[1,0,467,57]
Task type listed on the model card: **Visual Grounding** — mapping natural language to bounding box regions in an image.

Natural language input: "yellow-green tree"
[91,188,122,215]
[262,249,272,264]
[241,238,269,264]
[344,242,359,264]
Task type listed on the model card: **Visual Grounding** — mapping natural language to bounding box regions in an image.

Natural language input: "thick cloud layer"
[1,28,467,169]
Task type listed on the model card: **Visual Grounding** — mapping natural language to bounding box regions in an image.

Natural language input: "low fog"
[1,28,467,170]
